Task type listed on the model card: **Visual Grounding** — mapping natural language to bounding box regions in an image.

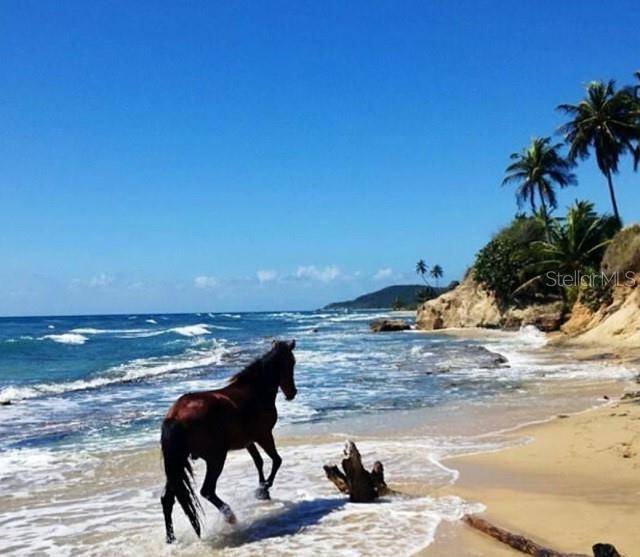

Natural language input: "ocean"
[0,311,633,555]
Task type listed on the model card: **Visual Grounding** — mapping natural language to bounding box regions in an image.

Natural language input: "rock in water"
[369,319,411,332]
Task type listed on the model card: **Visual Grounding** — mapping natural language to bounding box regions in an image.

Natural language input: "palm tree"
[515,200,619,300]
[415,259,429,285]
[537,200,618,273]
[626,71,640,170]
[430,264,443,287]
[502,137,576,237]
[558,80,640,225]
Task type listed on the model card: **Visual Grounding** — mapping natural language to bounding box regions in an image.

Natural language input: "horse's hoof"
[221,504,237,524]
[255,486,271,500]
[166,533,176,544]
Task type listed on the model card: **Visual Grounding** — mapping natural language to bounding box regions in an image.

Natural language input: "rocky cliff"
[417,225,640,345]
[560,225,640,351]
[416,272,564,331]
[416,273,502,329]
[560,276,640,350]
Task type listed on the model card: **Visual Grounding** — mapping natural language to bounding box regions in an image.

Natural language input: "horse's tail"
[161,418,202,537]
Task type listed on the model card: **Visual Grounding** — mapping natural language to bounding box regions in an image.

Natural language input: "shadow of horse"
[207,497,348,548]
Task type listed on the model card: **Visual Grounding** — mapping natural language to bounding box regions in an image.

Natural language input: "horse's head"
[272,339,297,400]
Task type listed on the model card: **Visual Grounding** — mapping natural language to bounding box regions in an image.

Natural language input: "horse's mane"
[229,349,277,385]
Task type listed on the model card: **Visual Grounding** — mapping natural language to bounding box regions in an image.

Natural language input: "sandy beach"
[429,388,640,556]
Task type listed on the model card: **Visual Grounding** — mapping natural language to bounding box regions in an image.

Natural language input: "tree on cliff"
[515,200,619,306]
[558,80,640,225]
[502,137,576,237]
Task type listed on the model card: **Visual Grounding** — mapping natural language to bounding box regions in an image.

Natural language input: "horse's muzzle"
[285,389,297,401]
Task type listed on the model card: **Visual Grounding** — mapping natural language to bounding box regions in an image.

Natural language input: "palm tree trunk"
[605,170,622,226]
[539,193,551,242]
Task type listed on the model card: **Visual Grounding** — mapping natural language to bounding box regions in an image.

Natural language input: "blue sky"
[1,1,639,315]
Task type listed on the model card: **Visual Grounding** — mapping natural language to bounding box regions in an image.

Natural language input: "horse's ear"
[272,339,278,349]
[288,339,296,351]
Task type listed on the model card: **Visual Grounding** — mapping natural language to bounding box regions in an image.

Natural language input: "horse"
[160,339,297,543]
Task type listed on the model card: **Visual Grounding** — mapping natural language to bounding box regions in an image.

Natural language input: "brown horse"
[160,339,297,543]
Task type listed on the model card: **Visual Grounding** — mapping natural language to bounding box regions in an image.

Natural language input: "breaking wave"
[0,341,231,404]
[41,333,88,345]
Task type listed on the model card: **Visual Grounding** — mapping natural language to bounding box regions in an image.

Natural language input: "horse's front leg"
[247,443,269,500]
[257,432,282,490]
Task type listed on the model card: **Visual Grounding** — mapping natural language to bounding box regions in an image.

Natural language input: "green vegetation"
[324,284,451,310]
[558,80,640,224]
[517,201,619,304]
[430,265,443,286]
[502,137,576,237]
[474,215,547,305]
[415,259,444,287]
[469,70,640,315]
[475,201,619,309]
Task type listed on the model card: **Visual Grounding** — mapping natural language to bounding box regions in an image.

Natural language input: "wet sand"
[433,393,640,556]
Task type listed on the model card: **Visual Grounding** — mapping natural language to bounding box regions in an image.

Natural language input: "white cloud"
[89,273,114,288]
[257,269,278,283]
[194,275,218,289]
[295,265,341,283]
[373,267,394,281]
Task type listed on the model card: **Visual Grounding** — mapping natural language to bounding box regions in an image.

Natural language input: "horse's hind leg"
[161,484,176,543]
[201,452,236,524]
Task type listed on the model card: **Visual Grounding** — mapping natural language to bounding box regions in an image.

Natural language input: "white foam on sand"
[0,436,497,556]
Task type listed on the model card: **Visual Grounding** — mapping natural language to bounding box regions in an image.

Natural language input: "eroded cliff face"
[561,277,640,349]
[415,272,564,331]
[415,273,502,330]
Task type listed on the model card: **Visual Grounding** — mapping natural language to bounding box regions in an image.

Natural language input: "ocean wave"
[0,342,232,404]
[145,319,157,324]
[41,333,88,345]
[515,324,549,347]
[169,324,211,337]
[70,327,147,335]
[67,324,214,339]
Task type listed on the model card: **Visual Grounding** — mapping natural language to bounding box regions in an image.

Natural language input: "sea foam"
[41,333,88,345]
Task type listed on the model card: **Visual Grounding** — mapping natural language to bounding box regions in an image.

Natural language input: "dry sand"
[425,392,640,556]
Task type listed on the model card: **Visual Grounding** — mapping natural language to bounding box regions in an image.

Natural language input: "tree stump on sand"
[323,441,390,502]
[462,514,622,557]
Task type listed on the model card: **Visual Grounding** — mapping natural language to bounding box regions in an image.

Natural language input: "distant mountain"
[324,284,452,310]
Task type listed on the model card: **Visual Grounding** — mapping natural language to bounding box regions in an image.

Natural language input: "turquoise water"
[0,310,516,454]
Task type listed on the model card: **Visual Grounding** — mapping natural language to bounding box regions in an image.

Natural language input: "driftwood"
[323,441,390,502]
[463,514,622,557]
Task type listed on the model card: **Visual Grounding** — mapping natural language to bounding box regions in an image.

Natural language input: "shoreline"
[429,388,640,556]
[407,326,640,555]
